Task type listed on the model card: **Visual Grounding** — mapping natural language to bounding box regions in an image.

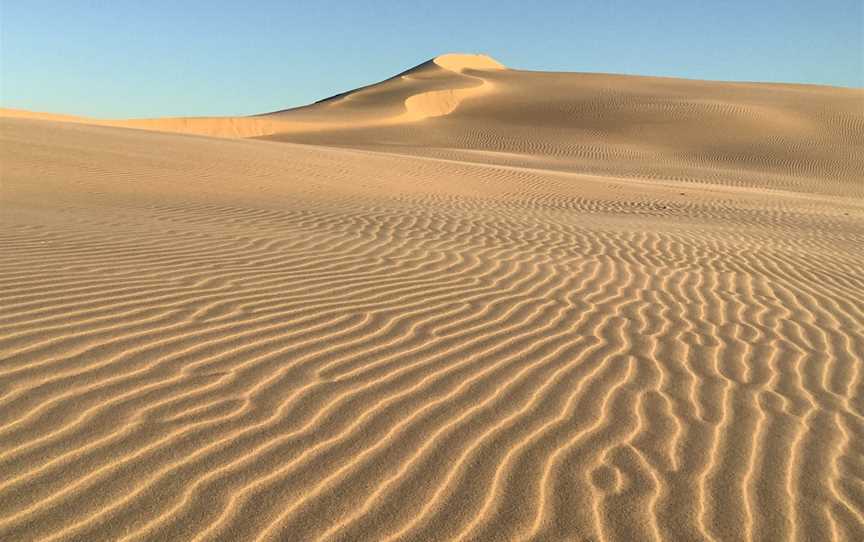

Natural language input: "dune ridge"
[1,54,863,541]
[0,54,506,138]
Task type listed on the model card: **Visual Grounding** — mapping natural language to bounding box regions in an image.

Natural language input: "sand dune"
[1,54,864,541]
[0,54,504,138]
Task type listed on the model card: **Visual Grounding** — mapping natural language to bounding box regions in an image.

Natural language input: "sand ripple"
[2,62,863,541]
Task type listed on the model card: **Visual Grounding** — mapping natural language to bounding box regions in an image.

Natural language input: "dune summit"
[1,54,863,541]
[432,53,507,72]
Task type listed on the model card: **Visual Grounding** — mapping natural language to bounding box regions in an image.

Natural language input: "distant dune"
[1,54,863,541]
[0,54,506,137]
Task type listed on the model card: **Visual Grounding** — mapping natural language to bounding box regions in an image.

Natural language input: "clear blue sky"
[1,1,861,118]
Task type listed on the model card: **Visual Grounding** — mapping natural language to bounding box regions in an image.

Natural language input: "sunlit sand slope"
[265,63,864,198]
[1,54,864,541]
[0,54,504,137]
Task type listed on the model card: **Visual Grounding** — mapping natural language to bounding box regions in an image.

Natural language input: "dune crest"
[431,53,506,72]
[398,55,501,121]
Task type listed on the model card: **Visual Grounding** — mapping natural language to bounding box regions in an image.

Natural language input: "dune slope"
[0,54,504,138]
[1,55,864,541]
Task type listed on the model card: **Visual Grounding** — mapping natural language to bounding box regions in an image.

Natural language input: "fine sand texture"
[2,54,864,541]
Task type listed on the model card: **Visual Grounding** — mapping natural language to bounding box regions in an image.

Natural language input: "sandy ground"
[1,54,864,541]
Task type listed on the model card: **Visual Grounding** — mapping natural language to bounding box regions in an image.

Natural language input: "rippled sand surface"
[2,55,863,541]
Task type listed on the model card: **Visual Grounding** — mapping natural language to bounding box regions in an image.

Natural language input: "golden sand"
[1,54,863,541]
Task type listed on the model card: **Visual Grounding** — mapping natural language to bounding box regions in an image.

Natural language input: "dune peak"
[432,53,506,72]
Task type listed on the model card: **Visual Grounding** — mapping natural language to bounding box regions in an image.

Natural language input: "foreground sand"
[2,55,863,541]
